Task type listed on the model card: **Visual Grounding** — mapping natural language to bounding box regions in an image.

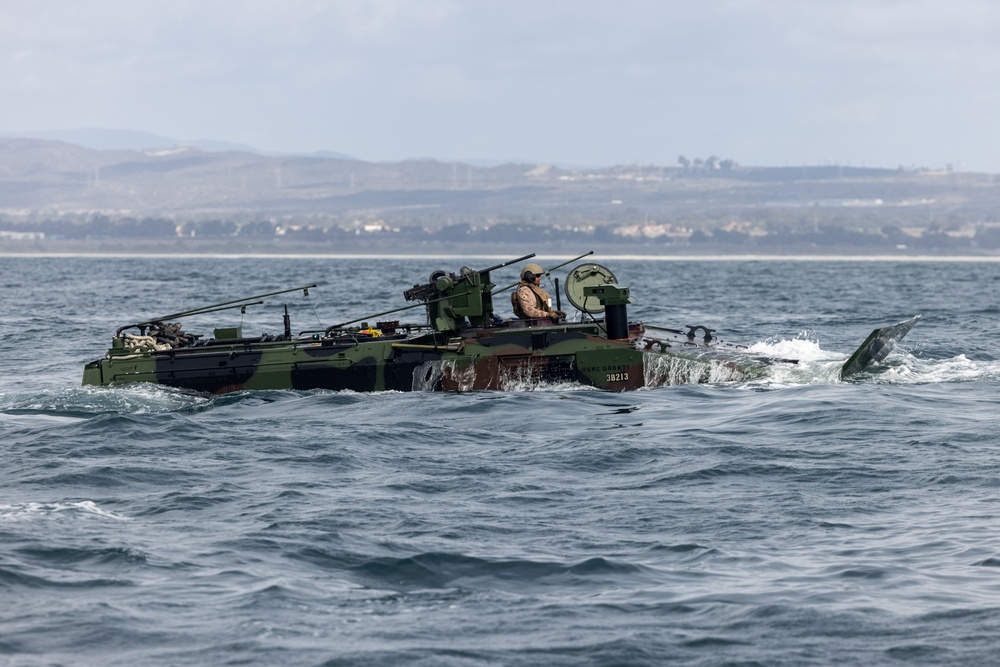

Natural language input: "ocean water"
[3,254,1000,666]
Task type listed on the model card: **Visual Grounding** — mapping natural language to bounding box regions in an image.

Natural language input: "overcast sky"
[3,1,999,171]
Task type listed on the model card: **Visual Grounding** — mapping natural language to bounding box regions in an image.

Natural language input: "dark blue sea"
[3,254,1000,666]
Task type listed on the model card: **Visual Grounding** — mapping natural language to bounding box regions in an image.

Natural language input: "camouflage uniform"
[513,281,556,319]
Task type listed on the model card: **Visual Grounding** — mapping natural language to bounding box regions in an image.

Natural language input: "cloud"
[2,0,999,170]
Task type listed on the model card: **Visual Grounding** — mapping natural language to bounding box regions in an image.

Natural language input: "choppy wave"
[0,500,131,522]
[0,383,209,417]
[742,336,1000,387]
[6,257,1000,666]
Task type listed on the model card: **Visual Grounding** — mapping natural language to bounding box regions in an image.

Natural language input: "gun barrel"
[478,253,536,275]
[116,300,266,336]
[114,284,317,336]
[150,284,317,323]
[541,250,595,276]
[492,250,595,296]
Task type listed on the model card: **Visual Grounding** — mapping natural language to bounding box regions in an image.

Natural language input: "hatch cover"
[564,263,619,313]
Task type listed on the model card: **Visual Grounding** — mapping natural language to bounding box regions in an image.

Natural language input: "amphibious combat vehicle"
[82,252,920,394]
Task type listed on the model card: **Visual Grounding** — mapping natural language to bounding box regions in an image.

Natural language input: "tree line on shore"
[4,214,1000,251]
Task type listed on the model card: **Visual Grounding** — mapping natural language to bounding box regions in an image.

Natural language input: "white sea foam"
[747,337,835,364]
[0,500,131,522]
[743,337,1000,387]
[905,354,1000,383]
[0,384,208,416]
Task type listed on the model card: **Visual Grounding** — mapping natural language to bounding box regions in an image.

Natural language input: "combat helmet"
[521,262,544,281]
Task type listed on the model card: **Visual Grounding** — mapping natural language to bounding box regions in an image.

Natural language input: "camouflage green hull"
[81,322,688,393]
[82,317,775,394]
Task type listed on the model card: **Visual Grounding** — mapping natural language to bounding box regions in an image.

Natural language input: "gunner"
[512,262,567,321]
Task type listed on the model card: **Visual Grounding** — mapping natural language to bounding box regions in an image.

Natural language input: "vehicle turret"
[404,254,542,333]
[404,266,496,332]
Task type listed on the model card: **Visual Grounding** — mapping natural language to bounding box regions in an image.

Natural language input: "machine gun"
[403,253,536,332]
[325,254,537,335]
[404,254,535,303]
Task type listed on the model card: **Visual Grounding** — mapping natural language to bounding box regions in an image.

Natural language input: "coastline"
[5,249,1000,262]
[4,238,1000,262]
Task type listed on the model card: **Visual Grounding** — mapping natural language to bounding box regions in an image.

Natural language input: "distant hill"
[3,128,180,151]
[2,128,294,156]
[1,135,999,235]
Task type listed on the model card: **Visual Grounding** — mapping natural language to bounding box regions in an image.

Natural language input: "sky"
[3,0,999,171]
